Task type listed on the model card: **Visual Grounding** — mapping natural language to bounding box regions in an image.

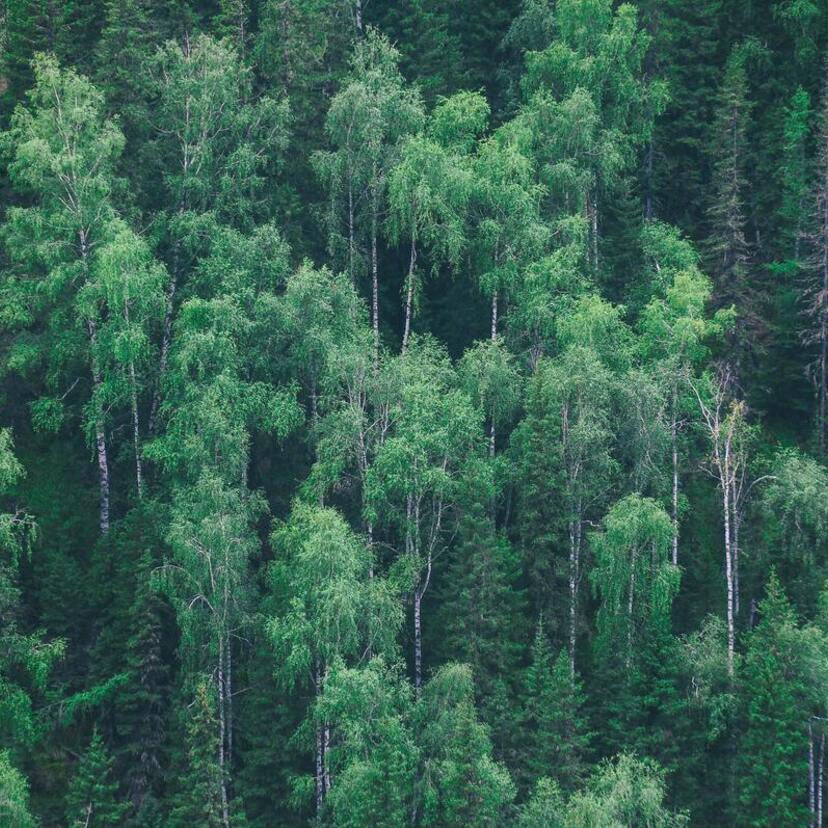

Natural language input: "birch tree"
[691,367,750,676]
[268,502,402,819]
[2,54,126,535]
[364,337,482,692]
[314,29,424,357]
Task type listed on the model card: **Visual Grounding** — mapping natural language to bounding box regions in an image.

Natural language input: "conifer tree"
[706,46,758,382]
[65,728,128,828]
[804,68,828,456]
[521,621,589,794]
[738,574,810,826]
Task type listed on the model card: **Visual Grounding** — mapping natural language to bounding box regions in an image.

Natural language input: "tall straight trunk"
[568,518,578,678]
[86,318,110,536]
[588,192,599,271]
[819,240,828,455]
[819,732,825,828]
[314,660,324,819]
[371,200,379,366]
[348,180,355,285]
[671,385,679,565]
[79,231,110,535]
[122,296,143,499]
[323,661,331,795]
[644,138,655,220]
[217,636,230,828]
[722,448,735,677]
[129,360,143,499]
[413,587,423,694]
[731,477,741,616]
[402,231,416,351]
[225,640,233,766]
[150,241,180,434]
[626,545,637,673]
[812,722,817,827]
[488,291,499,457]
[354,0,363,35]
[92,352,111,536]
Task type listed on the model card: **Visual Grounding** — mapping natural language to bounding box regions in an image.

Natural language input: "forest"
[1,0,828,825]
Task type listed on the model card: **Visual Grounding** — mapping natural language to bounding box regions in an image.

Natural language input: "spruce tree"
[520,621,589,794]
[738,574,810,826]
[65,728,128,828]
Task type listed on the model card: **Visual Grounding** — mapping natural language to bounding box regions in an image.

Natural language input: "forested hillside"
[1,1,828,825]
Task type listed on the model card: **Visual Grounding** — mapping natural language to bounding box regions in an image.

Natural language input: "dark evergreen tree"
[65,728,128,828]
[738,574,810,827]
[520,621,590,794]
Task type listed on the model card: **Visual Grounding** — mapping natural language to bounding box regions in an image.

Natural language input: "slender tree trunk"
[323,663,331,795]
[402,231,416,351]
[371,200,379,366]
[348,180,355,285]
[589,192,599,271]
[150,266,177,433]
[217,636,230,828]
[819,732,825,828]
[811,721,817,827]
[79,232,110,535]
[568,518,578,678]
[87,320,110,536]
[819,242,827,455]
[130,360,143,500]
[225,640,233,768]
[354,0,364,35]
[670,408,678,566]
[731,477,741,616]
[722,450,735,677]
[626,545,637,672]
[314,659,324,819]
[490,290,498,341]
[414,586,423,694]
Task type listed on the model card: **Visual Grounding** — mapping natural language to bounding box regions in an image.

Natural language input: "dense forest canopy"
[1,1,828,825]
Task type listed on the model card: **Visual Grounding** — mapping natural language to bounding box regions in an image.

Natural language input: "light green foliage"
[152,34,289,230]
[365,337,483,546]
[520,0,667,238]
[0,751,36,828]
[1,53,123,393]
[565,754,688,827]
[317,658,417,827]
[269,502,402,688]
[591,494,679,663]
[314,28,424,279]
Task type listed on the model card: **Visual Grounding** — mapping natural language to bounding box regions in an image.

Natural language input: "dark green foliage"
[520,622,590,793]
[738,575,810,827]
[1,3,828,826]
[65,728,128,827]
